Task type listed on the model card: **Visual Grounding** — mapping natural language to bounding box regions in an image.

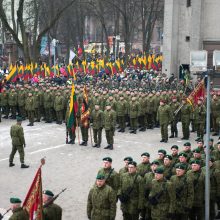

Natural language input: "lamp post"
[52,39,59,75]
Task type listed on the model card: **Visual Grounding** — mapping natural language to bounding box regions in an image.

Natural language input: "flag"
[67,84,78,132]
[23,167,43,220]
[187,78,205,105]
[81,85,90,128]
[69,50,76,64]
[6,66,18,81]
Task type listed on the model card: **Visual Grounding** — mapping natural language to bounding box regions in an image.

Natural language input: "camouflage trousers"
[160,123,168,140]
[55,110,63,123]
[9,145,24,164]
[44,108,52,122]
[9,105,17,118]
[35,108,41,121]
[105,129,114,145]
[181,120,190,138]
[80,126,88,142]
[118,116,126,129]
[18,106,26,118]
[93,128,102,145]
[130,117,138,130]
[27,111,35,123]
[196,122,205,139]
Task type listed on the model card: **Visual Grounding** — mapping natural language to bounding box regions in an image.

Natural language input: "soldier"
[17,87,26,120]
[128,96,140,134]
[170,163,194,220]
[202,157,220,220]
[170,145,179,166]
[8,197,29,220]
[157,99,171,143]
[25,92,35,126]
[182,142,193,161]
[42,190,62,220]
[137,152,151,177]
[91,104,103,148]
[54,91,64,124]
[178,152,191,171]
[189,148,205,167]
[1,88,9,119]
[116,95,127,132]
[9,116,29,168]
[8,88,17,119]
[44,89,53,123]
[97,157,119,194]
[148,167,176,220]
[211,94,220,136]
[194,98,206,141]
[34,87,41,122]
[119,157,133,176]
[145,92,155,129]
[138,93,146,131]
[157,149,167,165]
[213,141,220,161]
[163,155,174,180]
[103,103,116,150]
[186,159,205,220]
[87,174,117,220]
[180,98,192,140]
[169,96,179,138]
[118,161,144,220]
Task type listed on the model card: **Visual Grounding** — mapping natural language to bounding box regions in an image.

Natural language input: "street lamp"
[52,39,59,75]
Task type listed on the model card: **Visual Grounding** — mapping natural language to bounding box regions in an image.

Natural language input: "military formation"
[87,138,220,220]
[1,73,220,150]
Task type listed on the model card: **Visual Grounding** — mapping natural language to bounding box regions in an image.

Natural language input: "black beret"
[141,152,150,157]
[103,157,112,162]
[171,145,179,150]
[128,161,137,167]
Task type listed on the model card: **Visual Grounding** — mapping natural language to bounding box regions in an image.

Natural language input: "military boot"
[93,144,98,147]
[96,144,101,148]
[104,145,110,149]
[80,141,85,146]
[9,163,15,167]
[169,133,174,138]
[108,144,113,150]
[83,141,88,146]
[120,129,125,133]
[21,164,29,168]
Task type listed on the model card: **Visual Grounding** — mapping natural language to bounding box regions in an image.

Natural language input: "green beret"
[164,155,172,160]
[10,197,22,204]
[178,152,187,158]
[184,142,191,146]
[190,159,201,165]
[151,160,160,165]
[103,157,112,162]
[175,163,187,170]
[197,139,204,143]
[192,148,201,153]
[43,190,54,197]
[155,167,164,174]
[16,116,22,122]
[128,161,137,167]
[124,157,133,162]
[96,174,105,180]
[158,149,167,155]
[171,145,178,150]
[141,152,150,157]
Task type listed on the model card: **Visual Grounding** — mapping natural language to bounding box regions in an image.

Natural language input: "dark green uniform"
[25,95,35,125]
[180,103,192,139]
[91,108,103,147]
[17,90,26,119]
[87,184,117,220]
[128,100,140,133]
[118,172,144,220]
[43,203,62,220]
[44,91,53,123]
[9,207,29,220]
[194,104,206,140]
[116,99,127,132]
[54,95,64,124]
[9,124,25,165]
[8,90,17,119]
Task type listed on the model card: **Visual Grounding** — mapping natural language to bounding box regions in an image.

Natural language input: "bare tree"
[0,0,76,63]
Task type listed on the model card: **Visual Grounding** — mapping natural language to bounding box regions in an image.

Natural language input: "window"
[186,36,190,42]
[187,0,191,7]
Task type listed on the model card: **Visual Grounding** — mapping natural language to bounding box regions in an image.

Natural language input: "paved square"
[0,118,216,219]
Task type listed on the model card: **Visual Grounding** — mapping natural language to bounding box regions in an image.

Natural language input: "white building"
[162,0,220,77]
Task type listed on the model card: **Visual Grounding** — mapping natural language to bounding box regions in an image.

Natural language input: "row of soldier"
[87,138,220,220]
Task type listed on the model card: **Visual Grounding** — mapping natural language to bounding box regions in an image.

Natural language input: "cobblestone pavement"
[0,118,217,219]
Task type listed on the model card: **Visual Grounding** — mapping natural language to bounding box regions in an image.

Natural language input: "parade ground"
[0,119,218,219]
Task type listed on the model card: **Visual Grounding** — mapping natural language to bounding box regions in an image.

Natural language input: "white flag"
[69,50,76,64]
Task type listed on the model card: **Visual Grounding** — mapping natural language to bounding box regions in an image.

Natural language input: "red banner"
[188,78,205,105]
[23,167,43,220]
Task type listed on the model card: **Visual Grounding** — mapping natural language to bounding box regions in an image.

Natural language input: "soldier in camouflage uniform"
[91,104,103,148]
[87,174,117,220]
[9,117,29,168]
[42,190,62,220]
[1,88,9,118]
[54,91,64,124]
[8,197,29,220]
[186,159,205,220]
[180,98,192,140]
[194,98,206,141]
[34,87,41,122]
[118,161,144,220]
[162,155,174,180]
[44,89,53,123]
[137,152,151,177]
[116,95,127,132]
[103,103,116,150]
[170,145,179,166]
[119,157,133,176]
[17,87,26,120]
[157,99,171,143]
[97,157,119,195]
[8,88,17,119]
[211,94,220,136]
[25,92,35,126]
[148,167,176,220]
[170,163,194,220]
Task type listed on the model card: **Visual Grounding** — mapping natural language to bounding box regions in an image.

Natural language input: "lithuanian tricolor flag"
[6,65,18,81]
[67,84,78,131]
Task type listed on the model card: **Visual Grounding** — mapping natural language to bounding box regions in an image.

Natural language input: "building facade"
[162,0,220,77]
